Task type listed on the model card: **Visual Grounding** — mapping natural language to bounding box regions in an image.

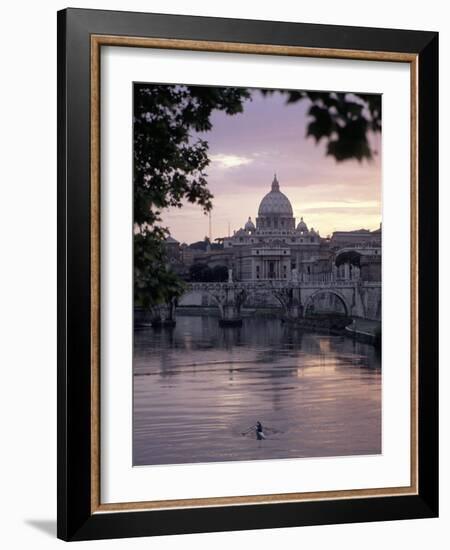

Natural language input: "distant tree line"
[335,250,361,267]
[189,263,229,282]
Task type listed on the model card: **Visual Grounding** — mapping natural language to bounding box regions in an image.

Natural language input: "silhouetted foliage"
[211,265,229,282]
[134,84,381,307]
[189,263,229,282]
[263,89,381,162]
[134,84,250,307]
[189,263,211,282]
[335,250,362,267]
[134,230,185,308]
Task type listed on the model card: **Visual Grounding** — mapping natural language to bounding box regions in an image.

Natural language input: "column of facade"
[344,263,350,280]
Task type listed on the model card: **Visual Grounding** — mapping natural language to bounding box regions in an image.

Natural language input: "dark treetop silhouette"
[133,84,381,310]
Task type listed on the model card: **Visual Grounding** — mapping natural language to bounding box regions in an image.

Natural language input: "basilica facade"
[170,174,382,284]
[222,175,329,282]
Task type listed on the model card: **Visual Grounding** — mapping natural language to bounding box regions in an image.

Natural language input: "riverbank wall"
[344,318,382,347]
[135,307,381,348]
[176,306,281,318]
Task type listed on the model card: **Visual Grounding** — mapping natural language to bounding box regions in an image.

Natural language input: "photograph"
[53,5,438,542]
[132,82,383,466]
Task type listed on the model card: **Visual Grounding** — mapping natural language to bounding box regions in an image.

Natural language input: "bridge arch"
[179,284,251,324]
[179,284,281,310]
[303,289,350,318]
[178,287,217,308]
[179,282,359,323]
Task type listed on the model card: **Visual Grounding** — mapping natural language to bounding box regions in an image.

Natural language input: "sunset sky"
[160,88,381,244]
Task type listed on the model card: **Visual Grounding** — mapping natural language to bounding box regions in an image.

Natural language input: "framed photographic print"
[57,8,438,541]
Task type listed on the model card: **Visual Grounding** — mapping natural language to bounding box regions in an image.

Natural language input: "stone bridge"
[181,280,381,326]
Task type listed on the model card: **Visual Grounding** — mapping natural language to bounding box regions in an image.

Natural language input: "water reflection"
[133,315,381,466]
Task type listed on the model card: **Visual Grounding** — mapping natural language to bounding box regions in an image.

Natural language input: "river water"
[133,315,381,466]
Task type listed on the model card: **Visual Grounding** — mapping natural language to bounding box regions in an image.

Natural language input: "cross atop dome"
[271,173,280,192]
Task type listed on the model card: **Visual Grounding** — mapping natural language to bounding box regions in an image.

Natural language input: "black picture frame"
[57,7,438,541]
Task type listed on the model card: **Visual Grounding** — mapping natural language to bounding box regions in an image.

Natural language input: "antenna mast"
[208,211,212,242]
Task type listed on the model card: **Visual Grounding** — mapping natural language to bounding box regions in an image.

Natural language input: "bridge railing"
[186,279,380,291]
